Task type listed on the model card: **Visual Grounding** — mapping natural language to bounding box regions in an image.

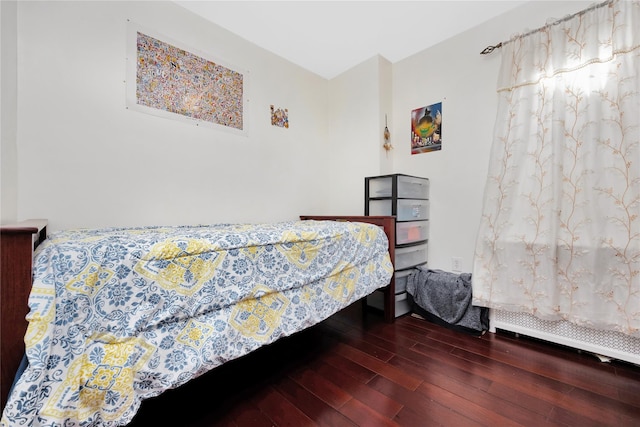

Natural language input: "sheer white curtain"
[473,0,640,337]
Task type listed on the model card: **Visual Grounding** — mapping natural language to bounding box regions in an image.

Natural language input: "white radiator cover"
[491,309,640,366]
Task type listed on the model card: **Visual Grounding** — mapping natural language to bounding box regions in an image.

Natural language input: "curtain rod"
[479,0,613,55]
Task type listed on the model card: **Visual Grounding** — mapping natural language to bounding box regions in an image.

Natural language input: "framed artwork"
[126,21,249,135]
[270,105,289,128]
[411,102,442,154]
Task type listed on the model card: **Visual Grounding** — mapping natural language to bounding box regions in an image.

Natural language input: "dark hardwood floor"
[129,303,640,426]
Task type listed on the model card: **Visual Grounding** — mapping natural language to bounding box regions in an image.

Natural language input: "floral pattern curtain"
[473,0,640,337]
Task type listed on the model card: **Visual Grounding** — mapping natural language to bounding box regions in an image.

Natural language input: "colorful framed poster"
[126,21,249,135]
[411,102,442,154]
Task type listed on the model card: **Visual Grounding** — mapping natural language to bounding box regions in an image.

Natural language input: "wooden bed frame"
[1,219,48,410]
[0,216,395,412]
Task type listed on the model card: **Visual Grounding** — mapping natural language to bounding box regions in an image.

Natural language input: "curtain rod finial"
[480,42,502,55]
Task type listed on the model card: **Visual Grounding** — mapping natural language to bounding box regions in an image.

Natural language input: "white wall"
[391,0,591,273]
[1,0,18,225]
[326,55,393,214]
[14,1,333,231]
[9,0,594,255]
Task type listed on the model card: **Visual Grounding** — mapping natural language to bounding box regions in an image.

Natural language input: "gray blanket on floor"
[407,267,488,332]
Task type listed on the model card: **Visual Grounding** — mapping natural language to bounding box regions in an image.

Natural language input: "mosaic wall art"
[126,23,246,134]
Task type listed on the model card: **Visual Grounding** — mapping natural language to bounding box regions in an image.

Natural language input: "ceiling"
[175,1,528,79]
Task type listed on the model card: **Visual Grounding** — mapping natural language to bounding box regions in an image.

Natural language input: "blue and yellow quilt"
[1,220,392,426]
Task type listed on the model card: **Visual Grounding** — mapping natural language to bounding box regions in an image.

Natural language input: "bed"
[0,216,395,426]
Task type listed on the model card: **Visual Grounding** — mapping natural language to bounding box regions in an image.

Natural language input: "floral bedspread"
[1,220,392,426]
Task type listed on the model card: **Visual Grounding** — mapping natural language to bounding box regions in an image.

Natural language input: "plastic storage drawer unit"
[365,173,429,318]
